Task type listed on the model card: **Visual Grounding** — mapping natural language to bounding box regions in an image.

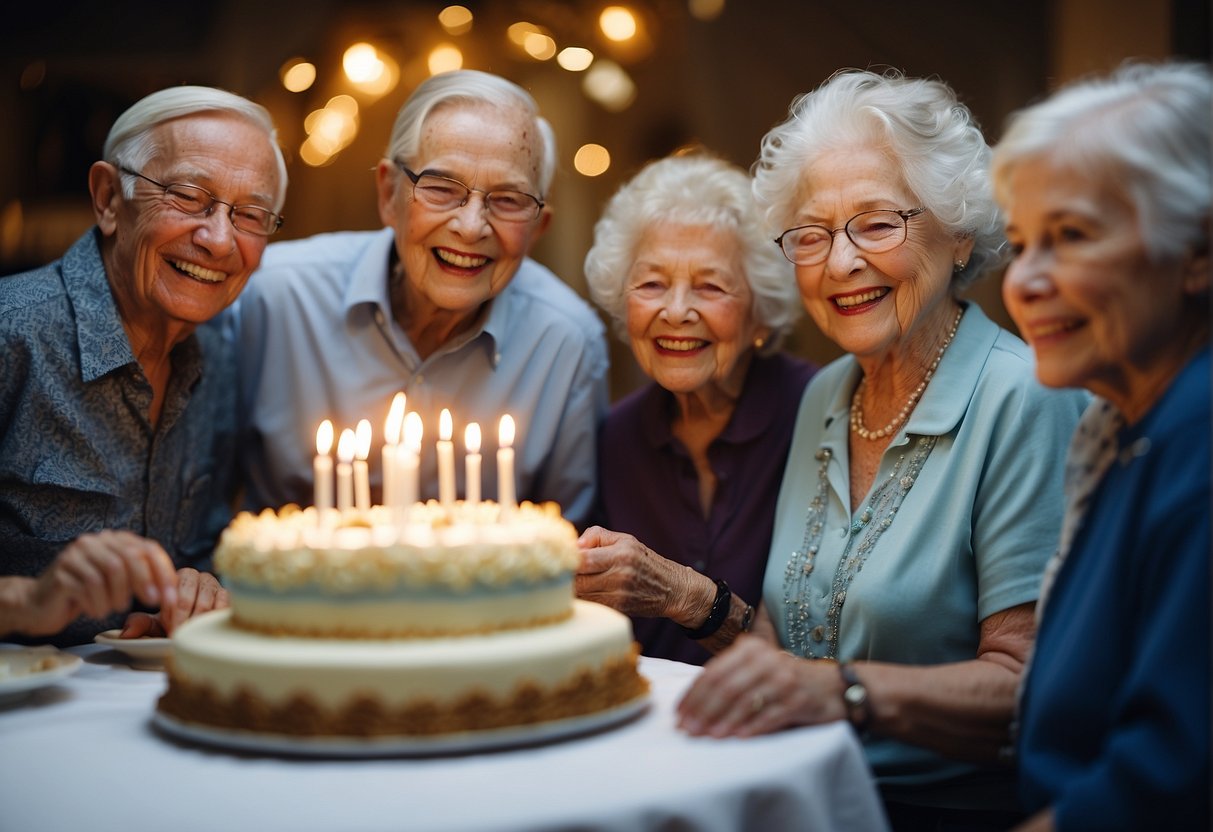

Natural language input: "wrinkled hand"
[676,635,847,738]
[121,568,229,638]
[575,526,709,623]
[21,531,179,638]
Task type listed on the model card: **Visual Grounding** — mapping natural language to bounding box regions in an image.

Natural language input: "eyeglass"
[774,208,926,265]
[118,166,284,236]
[395,161,544,223]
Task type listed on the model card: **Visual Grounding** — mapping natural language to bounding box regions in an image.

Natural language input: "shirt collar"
[64,229,138,383]
[818,301,998,450]
[345,227,503,366]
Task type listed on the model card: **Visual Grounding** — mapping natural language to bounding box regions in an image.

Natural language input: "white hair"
[386,70,556,197]
[103,85,288,212]
[584,151,801,349]
[753,69,1004,290]
[992,61,1212,263]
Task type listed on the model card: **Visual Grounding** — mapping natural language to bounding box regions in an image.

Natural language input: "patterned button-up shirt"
[0,229,239,645]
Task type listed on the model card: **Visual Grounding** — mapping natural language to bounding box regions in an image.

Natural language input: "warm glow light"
[507,21,542,45]
[280,59,317,93]
[439,408,453,442]
[499,414,516,448]
[343,43,382,83]
[599,6,638,41]
[523,32,557,60]
[438,5,473,35]
[326,94,359,117]
[465,422,481,455]
[316,420,334,455]
[574,143,612,176]
[354,419,372,461]
[428,44,464,75]
[0,200,23,262]
[583,60,637,111]
[300,138,333,168]
[557,47,594,71]
[404,412,423,451]
[337,428,356,464]
[688,0,726,20]
[385,393,405,444]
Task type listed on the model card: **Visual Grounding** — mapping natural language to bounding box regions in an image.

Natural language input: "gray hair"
[386,70,557,197]
[992,61,1212,263]
[584,151,801,348]
[753,69,1004,290]
[103,85,288,212]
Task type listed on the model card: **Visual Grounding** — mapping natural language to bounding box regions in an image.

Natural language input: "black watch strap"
[681,579,731,640]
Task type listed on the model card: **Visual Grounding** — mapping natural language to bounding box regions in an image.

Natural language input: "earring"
[753,335,766,350]
[953,260,967,274]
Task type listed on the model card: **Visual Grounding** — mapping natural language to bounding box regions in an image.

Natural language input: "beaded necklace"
[850,306,964,441]
[782,435,937,658]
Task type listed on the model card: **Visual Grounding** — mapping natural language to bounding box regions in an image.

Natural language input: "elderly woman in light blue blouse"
[677,70,1087,829]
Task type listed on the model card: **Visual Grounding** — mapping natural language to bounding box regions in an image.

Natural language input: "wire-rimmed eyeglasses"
[774,208,926,265]
[396,161,544,223]
[118,166,284,236]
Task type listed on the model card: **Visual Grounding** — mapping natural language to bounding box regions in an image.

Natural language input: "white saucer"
[153,694,649,757]
[0,648,82,704]
[94,630,173,666]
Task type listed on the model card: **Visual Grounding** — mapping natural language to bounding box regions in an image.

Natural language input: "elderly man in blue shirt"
[232,70,608,526]
[0,86,288,646]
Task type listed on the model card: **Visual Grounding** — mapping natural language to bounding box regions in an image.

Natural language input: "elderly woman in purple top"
[576,151,815,665]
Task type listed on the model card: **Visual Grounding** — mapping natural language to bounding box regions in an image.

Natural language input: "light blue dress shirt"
[230,228,609,527]
[763,303,1087,807]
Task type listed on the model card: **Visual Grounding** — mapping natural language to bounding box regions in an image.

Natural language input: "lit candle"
[336,428,356,515]
[382,392,405,509]
[497,414,516,510]
[314,420,334,515]
[354,419,372,513]
[401,411,422,508]
[465,422,481,505]
[437,408,456,507]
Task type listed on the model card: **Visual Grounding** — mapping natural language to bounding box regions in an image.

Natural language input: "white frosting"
[170,601,635,708]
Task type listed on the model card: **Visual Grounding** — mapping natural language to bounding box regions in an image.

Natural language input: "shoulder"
[245,230,382,298]
[504,259,605,338]
[0,261,67,318]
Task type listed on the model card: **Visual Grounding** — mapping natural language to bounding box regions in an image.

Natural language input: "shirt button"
[839,527,849,538]
[811,626,824,642]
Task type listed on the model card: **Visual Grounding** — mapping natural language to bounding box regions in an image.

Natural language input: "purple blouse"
[597,352,817,664]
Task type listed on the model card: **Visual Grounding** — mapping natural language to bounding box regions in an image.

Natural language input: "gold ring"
[749,691,766,714]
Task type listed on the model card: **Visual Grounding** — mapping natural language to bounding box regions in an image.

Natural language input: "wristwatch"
[838,663,870,734]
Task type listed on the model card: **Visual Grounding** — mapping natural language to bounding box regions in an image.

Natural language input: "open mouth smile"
[655,337,708,352]
[832,288,890,311]
[435,248,490,270]
[171,259,226,283]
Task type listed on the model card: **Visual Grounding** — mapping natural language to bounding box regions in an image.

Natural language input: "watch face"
[844,684,867,707]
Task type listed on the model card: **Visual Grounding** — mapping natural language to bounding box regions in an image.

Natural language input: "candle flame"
[439,408,453,442]
[404,411,423,451]
[499,414,515,448]
[337,428,356,464]
[385,392,405,444]
[465,422,481,454]
[316,419,334,455]
[355,419,372,460]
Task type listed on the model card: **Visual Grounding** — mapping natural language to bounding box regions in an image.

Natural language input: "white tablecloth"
[0,645,889,832]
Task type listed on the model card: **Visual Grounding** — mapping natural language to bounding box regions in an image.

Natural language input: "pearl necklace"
[849,306,964,441]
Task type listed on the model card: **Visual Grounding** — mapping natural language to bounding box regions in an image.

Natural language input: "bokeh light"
[438,5,473,35]
[583,60,637,111]
[280,59,317,93]
[557,47,594,72]
[599,6,638,41]
[574,144,611,176]
[428,44,464,75]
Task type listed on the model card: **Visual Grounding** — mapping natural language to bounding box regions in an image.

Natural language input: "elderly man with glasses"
[0,86,288,646]
[231,70,608,527]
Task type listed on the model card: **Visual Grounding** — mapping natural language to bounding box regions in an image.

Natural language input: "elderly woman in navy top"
[676,71,1086,830]
[993,62,1210,832]
[575,152,814,665]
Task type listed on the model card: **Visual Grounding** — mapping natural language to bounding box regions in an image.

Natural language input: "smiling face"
[625,222,762,402]
[96,112,280,340]
[1001,154,1209,419]
[378,101,550,334]
[789,145,972,363]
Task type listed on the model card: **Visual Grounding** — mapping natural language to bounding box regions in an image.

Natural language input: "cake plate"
[152,693,649,757]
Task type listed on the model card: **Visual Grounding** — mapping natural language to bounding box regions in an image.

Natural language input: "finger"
[189,572,223,615]
[59,538,121,619]
[120,611,164,638]
[576,526,605,547]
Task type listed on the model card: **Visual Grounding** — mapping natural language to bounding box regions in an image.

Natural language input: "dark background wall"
[2,0,1207,397]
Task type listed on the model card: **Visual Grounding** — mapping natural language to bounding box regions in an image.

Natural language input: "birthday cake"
[157,501,648,745]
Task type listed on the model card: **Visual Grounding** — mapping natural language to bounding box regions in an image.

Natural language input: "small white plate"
[0,648,82,703]
[94,630,173,665]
